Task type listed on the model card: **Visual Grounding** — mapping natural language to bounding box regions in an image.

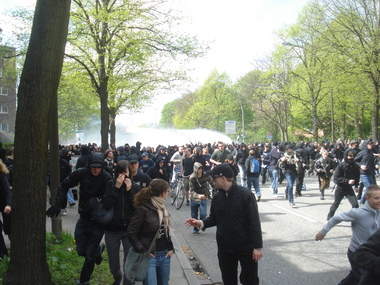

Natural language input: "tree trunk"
[110,110,116,149]
[3,0,71,284]
[371,80,380,141]
[312,102,319,142]
[100,91,109,151]
[49,84,62,239]
[355,117,362,139]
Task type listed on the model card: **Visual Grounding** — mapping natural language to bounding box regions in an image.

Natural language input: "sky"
[0,0,307,128]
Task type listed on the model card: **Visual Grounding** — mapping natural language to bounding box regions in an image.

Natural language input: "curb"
[171,231,201,285]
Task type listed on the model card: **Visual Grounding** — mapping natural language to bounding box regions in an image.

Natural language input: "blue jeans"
[360,174,374,204]
[75,217,105,283]
[270,168,280,194]
[261,166,269,184]
[105,230,132,285]
[247,176,261,196]
[67,188,75,204]
[285,172,296,204]
[191,199,207,232]
[143,250,171,285]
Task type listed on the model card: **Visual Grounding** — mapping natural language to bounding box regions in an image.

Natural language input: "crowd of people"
[1,137,380,284]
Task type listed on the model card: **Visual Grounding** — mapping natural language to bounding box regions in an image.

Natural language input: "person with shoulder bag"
[126,179,174,285]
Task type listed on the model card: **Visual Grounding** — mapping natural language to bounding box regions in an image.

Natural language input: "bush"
[0,131,14,144]
[0,231,113,284]
[3,143,14,149]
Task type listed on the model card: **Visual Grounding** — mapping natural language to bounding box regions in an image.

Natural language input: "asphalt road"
[166,174,364,285]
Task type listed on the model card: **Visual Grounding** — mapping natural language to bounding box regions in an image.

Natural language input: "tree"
[236,63,291,142]
[3,0,71,284]
[315,0,380,140]
[159,100,177,128]
[58,72,99,143]
[278,4,332,141]
[66,0,204,149]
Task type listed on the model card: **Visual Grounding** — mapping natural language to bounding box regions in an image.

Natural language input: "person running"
[315,185,380,285]
[46,153,113,285]
[327,150,360,220]
[315,150,336,200]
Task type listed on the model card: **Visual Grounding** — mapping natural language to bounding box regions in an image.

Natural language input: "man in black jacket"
[46,153,114,285]
[355,140,378,204]
[327,150,360,220]
[129,155,151,189]
[186,164,263,285]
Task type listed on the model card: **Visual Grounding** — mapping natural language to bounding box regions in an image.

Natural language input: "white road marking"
[273,204,318,223]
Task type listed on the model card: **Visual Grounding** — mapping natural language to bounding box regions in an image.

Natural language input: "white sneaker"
[61,209,67,215]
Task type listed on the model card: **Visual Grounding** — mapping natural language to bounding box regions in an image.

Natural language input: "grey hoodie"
[320,202,380,252]
[189,162,214,201]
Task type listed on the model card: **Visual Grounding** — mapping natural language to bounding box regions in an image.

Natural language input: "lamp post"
[237,97,245,143]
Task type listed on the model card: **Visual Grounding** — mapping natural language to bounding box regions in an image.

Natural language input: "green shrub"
[0,231,113,284]
[3,143,14,149]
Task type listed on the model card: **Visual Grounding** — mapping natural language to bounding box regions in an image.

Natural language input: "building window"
[0,124,8,132]
[0,87,8,95]
[0,105,8,113]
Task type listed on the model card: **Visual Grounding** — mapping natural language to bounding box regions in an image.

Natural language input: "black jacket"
[334,155,360,190]
[103,182,140,231]
[126,200,173,254]
[133,168,151,188]
[355,140,377,176]
[269,147,281,170]
[0,172,11,209]
[236,148,249,166]
[146,161,169,182]
[353,228,380,285]
[202,182,262,253]
[55,167,113,219]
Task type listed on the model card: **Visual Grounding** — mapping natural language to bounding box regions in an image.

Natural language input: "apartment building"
[0,46,17,135]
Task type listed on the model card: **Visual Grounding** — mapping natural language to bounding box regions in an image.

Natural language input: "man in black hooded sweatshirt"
[326,150,360,220]
[46,153,114,285]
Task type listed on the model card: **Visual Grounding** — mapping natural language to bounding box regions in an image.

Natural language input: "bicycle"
[174,175,185,210]
[170,172,181,205]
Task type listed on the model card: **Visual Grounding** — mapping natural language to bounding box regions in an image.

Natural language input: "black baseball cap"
[207,164,234,179]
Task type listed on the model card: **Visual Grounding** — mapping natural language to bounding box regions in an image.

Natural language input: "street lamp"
[237,97,245,143]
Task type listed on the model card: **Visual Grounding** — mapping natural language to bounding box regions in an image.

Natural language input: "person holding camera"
[278,145,302,206]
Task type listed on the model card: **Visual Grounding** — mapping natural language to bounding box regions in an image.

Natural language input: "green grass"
[0,231,114,284]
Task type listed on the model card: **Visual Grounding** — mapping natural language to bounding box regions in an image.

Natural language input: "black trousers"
[217,249,259,285]
[0,220,8,258]
[295,173,305,194]
[75,217,105,283]
[327,187,358,220]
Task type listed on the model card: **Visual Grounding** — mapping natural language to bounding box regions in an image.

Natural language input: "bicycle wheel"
[170,182,177,205]
[175,183,185,210]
